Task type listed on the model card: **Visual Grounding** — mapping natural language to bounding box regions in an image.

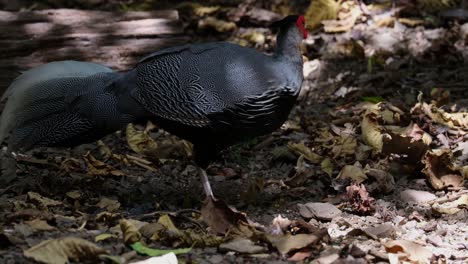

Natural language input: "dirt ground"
[0,1,467,263]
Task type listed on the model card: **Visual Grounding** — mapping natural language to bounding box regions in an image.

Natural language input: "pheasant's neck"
[274,29,303,65]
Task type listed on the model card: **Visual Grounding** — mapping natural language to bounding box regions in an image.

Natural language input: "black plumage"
[0,15,307,198]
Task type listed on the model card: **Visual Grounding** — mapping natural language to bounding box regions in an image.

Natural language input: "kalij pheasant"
[0,15,307,199]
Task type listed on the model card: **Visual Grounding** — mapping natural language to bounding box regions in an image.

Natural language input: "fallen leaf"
[130,242,191,257]
[201,197,249,235]
[219,238,267,254]
[25,219,55,231]
[121,219,142,245]
[194,6,220,16]
[305,0,340,30]
[95,233,117,242]
[65,191,81,200]
[83,152,125,177]
[337,163,367,183]
[422,150,465,190]
[96,197,121,212]
[432,194,468,214]
[266,233,320,255]
[321,158,333,177]
[384,240,432,263]
[24,237,107,264]
[285,156,312,187]
[150,214,223,248]
[288,142,322,163]
[27,192,62,208]
[382,132,429,164]
[361,106,385,152]
[412,102,468,130]
[322,4,362,33]
[198,17,237,32]
[126,123,158,154]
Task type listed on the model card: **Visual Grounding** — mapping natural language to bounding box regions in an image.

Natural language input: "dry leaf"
[25,219,55,231]
[95,233,117,242]
[151,214,223,247]
[432,194,468,214]
[361,106,385,152]
[337,163,368,183]
[194,6,220,16]
[413,102,468,130]
[382,132,429,164]
[126,123,158,154]
[422,150,465,190]
[24,237,107,264]
[120,219,142,245]
[285,156,311,187]
[287,142,321,163]
[305,0,340,30]
[201,197,249,235]
[83,152,125,177]
[384,239,432,263]
[321,158,333,177]
[322,5,362,33]
[27,192,62,208]
[266,233,320,255]
[96,197,121,212]
[198,17,237,32]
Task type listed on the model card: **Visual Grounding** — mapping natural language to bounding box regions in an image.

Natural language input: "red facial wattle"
[296,15,308,39]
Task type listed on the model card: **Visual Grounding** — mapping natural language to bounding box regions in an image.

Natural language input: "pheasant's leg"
[198,167,214,199]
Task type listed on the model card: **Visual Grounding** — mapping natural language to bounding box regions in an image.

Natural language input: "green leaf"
[362,96,384,103]
[130,242,191,257]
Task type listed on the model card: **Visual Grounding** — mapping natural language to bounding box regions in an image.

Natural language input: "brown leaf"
[198,17,237,32]
[384,240,432,263]
[412,102,468,130]
[201,197,249,235]
[337,163,367,183]
[96,197,121,212]
[265,233,320,255]
[151,214,223,247]
[120,219,142,245]
[83,152,125,177]
[288,142,322,163]
[285,156,312,187]
[361,106,385,152]
[219,238,267,254]
[126,123,158,154]
[27,192,62,208]
[305,0,340,30]
[25,219,55,231]
[432,194,468,214]
[422,150,465,190]
[23,237,107,264]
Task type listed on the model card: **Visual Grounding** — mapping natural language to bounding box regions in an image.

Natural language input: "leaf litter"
[0,0,468,263]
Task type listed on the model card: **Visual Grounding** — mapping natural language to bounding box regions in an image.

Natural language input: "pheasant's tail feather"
[0,61,114,150]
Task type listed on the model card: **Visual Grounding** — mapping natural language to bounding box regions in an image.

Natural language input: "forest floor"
[0,1,467,263]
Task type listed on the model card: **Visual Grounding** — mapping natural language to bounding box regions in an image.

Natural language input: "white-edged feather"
[0,61,113,145]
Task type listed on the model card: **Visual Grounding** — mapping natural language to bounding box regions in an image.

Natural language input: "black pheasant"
[0,15,307,198]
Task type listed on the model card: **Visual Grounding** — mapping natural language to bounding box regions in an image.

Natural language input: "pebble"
[298,202,342,221]
[400,189,436,204]
[219,238,267,254]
